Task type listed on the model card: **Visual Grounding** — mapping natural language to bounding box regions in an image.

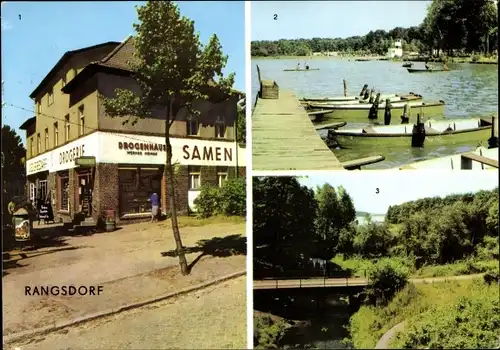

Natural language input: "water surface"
[251,58,498,168]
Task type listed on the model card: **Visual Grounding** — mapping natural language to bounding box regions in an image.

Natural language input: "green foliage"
[236,106,246,144]
[353,218,393,258]
[393,290,500,348]
[415,258,498,278]
[2,125,26,181]
[193,177,245,218]
[365,258,409,306]
[254,314,290,349]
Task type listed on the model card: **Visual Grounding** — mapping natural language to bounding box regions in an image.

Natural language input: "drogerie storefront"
[25,131,246,224]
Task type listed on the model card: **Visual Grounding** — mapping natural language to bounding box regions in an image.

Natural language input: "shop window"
[217,166,228,187]
[29,183,36,203]
[188,166,201,190]
[39,180,48,202]
[187,119,199,136]
[59,174,69,211]
[215,115,226,138]
[118,167,162,215]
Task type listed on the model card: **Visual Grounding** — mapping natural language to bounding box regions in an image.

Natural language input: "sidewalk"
[3,219,246,337]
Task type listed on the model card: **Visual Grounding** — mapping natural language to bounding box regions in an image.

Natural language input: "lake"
[356,214,385,225]
[251,58,498,168]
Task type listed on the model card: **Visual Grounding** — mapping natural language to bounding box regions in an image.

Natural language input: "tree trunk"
[165,98,189,275]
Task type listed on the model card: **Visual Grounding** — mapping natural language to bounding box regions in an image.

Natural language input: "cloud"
[1,20,12,31]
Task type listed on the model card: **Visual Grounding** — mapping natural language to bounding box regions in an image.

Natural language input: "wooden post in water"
[343,79,348,97]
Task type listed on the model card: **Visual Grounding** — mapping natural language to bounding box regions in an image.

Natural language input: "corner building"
[21,37,246,225]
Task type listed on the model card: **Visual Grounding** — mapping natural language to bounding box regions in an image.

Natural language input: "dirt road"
[6,276,247,349]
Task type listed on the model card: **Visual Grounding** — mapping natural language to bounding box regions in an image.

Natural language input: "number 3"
[376,188,380,194]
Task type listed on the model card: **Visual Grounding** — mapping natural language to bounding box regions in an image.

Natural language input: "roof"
[29,41,121,99]
[19,117,36,130]
[61,36,239,100]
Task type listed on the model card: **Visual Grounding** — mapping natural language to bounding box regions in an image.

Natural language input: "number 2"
[273,14,278,20]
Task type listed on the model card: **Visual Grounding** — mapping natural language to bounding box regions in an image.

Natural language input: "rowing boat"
[283,68,320,71]
[407,67,445,73]
[300,92,422,105]
[306,100,446,125]
[402,62,413,68]
[327,117,493,149]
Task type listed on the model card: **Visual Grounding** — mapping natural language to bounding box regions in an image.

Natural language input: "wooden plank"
[461,153,499,168]
[252,90,345,170]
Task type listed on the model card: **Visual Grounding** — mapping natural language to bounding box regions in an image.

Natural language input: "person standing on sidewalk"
[148,192,160,223]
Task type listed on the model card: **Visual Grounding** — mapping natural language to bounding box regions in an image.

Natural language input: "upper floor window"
[30,137,34,157]
[188,166,201,190]
[44,128,49,150]
[65,114,70,142]
[54,122,59,146]
[78,105,85,136]
[215,115,226,138]
[61,76,66,87]
[48,88,54,106]
[36,133,41,153]
[72,68,78,79]
[37,102,42,114]
[187,119,199,136]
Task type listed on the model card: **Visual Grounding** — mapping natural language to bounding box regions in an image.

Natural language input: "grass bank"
[348,277,499,349]
[332,254,497,278]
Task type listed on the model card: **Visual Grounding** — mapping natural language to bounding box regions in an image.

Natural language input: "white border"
[245,1,253,348]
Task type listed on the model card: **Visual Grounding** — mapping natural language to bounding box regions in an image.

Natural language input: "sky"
[251,1,432,41]
[298,171,499,214]
[1,1,245,145]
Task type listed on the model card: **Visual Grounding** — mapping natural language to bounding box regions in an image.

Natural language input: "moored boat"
[326,117,494,149]
[301,92,422,106]
[402,62,413,68]
[307,99,446,125]
[283,68,320,71]
[407,67,445,73]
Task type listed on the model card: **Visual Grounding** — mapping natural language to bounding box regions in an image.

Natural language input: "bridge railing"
[256,269,370,289]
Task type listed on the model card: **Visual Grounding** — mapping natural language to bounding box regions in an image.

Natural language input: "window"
[78,105,85,135]
[44,128,49,150]
[188,166,201,190]
[36,133,41,153]
[215,115,226,138]
[39,180,48,202]
[54,122,59,146]
[187,119,199,136]
[59,173,69,211]
[37,102,42,114]
[217,166,228,187]
[62,76,66,87]
[48,88,54,106]
[29,183,36,203]
[72,68,78,78]
[118,167,162,215]
[65,114,70,141]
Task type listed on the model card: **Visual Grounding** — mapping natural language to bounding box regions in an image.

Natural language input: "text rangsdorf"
[117,142,233,162]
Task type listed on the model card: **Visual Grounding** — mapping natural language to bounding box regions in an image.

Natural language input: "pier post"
[343,79,348,97]
[488,117,498,149]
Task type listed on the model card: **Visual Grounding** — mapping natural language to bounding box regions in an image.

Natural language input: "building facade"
[387,39,403,58]
[21,36,246,225]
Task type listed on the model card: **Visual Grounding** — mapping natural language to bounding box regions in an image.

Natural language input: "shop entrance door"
[78,173,92,217]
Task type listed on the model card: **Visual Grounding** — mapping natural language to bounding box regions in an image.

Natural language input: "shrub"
[365,258,409,306]
[193,177,246,218]
[220,177,246,216]
[254,314,290,349]
[193,186,223,218]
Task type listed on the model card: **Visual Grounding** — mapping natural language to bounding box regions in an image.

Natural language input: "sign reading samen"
[75,156,96,167]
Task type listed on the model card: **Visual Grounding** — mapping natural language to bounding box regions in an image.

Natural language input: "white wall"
[188,190,201,212]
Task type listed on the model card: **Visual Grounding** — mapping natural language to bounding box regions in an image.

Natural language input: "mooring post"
[300,278,302,288]
[343,79,347,97]
[276,278,278,289]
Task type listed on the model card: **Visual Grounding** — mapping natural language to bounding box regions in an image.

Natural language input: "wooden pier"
[252,67,345,170]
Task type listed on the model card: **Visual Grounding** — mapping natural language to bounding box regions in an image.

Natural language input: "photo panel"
[2,1,248,349]
[252,171,499,349]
